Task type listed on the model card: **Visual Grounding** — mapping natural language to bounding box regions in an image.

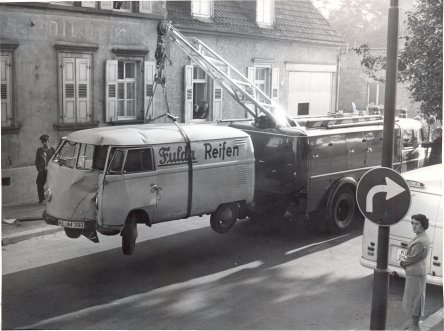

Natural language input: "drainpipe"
[336,43,348,112]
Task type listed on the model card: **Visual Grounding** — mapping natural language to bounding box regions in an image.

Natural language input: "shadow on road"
[3,217,433,330]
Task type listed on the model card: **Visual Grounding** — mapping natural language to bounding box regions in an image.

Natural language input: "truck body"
[230,116,426,231]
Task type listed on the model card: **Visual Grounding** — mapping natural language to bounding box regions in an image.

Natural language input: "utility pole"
[369,0,399,330]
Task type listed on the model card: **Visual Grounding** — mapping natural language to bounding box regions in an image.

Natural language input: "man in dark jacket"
[35,134,54,203]
[423,127,442,166]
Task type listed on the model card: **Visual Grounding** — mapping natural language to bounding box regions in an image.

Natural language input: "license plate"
[396,248,407,261]
[58,220,85,229]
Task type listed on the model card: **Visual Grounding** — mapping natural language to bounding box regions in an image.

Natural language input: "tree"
[354,0,443,119]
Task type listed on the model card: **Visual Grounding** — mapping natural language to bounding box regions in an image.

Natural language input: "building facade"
[1,0,343,204]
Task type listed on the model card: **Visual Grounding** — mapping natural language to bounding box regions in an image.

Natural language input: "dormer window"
[256,0,275,27]
[191,0,213,19]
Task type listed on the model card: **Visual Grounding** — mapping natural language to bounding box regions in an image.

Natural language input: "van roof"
[402,164,443,195]
[66,123,249,146]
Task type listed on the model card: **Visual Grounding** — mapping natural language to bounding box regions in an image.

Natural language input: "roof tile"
[166,0,344,44]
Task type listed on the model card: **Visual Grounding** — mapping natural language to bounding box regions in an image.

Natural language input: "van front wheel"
[210,203,238,234]
[121,213,138,255]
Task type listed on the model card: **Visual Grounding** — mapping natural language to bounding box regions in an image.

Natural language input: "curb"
[2,224,63,246]
[421,308,443,331]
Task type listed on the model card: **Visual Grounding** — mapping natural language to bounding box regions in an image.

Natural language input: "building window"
[139,0,153,13]
[117,61,137,119]
[191,0,213,18]
[59,53,92,124]
[256,0,274,27]
[1,53,13,127]
[254,66,271,102]
[368,83,385,108]
[192,66,209,120]
[106,59,155,123]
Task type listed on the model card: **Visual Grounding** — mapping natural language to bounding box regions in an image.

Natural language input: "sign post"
[363,1,400,329]
[357,167,411,331]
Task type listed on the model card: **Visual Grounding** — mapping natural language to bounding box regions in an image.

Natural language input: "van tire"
[64,228,81,239]
[210,203,238,234]
[122,213,138,255]
[328,187,356,233]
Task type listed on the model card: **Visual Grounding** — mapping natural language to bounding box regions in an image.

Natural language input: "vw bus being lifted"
[43,124,255,255]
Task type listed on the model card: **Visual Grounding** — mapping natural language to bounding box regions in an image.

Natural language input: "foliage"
[353,0,443,119]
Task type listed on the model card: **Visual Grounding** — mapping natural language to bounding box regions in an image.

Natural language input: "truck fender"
[326,177,357,217]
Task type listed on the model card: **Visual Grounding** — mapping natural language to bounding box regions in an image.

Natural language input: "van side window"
[123,148,154,173]
[109,150,125,173]
[403,130,413,148]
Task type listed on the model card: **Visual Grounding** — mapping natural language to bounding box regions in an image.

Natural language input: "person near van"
[197,101,209,119]
[192,104,200,119]
[423,127,442,166]
[400,214,431,330]
[35,134,55,203]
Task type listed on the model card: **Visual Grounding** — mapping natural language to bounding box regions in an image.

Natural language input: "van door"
[151,143,189,222]
[98,147,158,228]
[430,200,442,279]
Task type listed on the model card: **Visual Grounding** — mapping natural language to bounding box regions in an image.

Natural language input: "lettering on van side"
[158,146,197,167]
[204,142,239,160]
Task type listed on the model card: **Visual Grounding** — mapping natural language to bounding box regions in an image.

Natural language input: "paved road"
[2,216,442,329]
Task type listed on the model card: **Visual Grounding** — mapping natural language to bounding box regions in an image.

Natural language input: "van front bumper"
[43,211,97,230]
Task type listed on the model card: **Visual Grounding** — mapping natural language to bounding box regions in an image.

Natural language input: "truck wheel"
[210,203,238,234]
[328,187,356,233]
[122,213,138,255]
[64,228,81,239]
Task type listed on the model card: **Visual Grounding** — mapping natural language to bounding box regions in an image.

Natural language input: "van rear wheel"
[328,187,356,233]
[122,213,138,255]
[210,203,238,234]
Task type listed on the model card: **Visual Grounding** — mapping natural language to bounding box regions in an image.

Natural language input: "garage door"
[288,71,333,117]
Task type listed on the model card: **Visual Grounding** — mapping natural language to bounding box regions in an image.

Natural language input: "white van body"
[360,164,443,286]
[43,123,255,250]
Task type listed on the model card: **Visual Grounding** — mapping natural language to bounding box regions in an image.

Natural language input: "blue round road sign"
[356,167,411,226]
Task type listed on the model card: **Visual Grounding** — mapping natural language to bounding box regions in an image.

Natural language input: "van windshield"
[53,140,108,171]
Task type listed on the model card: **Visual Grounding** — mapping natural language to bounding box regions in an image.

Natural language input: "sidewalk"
[1,202,442,330]
[1,202,61,246]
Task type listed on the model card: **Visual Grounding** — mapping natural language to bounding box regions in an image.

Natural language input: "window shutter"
[184,65,193,122]
[81,1,95,8]
[139,1,152,13]
[1,55,11,127]
[76,58,90,123]
[100,1,113,10]
[144,61,155,120]
[62,57,76,123]
[271,67,279,105]
[212,67,228,121]
[106,60,118,122]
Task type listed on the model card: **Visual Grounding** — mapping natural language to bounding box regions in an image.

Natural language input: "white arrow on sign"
[366,177,406,213]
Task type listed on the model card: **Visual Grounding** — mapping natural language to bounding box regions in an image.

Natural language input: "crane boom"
[155,20,297,128]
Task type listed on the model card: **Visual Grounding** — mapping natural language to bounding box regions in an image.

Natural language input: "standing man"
[35,134,54,203]
[198,101,209,120]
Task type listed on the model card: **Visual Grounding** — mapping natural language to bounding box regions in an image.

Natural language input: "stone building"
[1,0,343,204]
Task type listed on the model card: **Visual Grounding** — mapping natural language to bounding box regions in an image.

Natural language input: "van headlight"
[44,188,52,202]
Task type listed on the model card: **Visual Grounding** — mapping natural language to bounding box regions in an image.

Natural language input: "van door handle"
[401,242,408,247]
[313,154,319,158]
[433,262,441,266]
[258,160,265,164]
